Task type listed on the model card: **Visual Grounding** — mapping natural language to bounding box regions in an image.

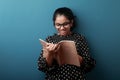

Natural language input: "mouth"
[60,30,66,33]
[59,30,67,35]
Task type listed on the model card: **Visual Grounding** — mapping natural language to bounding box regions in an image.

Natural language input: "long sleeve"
[37,36,57,73]
[37,50,49,73]
[76,35,96,73]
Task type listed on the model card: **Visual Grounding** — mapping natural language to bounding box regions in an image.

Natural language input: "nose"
[60,26,65,30]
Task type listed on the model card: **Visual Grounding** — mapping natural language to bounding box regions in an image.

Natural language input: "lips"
[60,30,66,33]
[59,30,67,35]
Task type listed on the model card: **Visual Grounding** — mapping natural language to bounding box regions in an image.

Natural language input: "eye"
[63,22,70,26]
[55,23,61,26]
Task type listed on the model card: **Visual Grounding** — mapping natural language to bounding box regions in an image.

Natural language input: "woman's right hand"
[43,43,60,57]
[42,43,60,66]
[45,43,60,54]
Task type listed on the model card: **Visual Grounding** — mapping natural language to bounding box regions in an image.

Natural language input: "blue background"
[0,0,120,80]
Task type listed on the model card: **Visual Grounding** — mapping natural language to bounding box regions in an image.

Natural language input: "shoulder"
[45,33,57,43]
[73,32,86,40]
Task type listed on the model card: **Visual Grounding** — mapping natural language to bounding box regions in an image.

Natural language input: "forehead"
[55,15,69,23]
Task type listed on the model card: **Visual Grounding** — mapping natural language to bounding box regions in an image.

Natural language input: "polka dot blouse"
[38,32,96,80]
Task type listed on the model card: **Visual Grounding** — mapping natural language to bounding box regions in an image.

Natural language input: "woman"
[38,7,96,80]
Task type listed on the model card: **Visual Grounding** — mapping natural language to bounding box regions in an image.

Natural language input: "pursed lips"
[60,30,66,32]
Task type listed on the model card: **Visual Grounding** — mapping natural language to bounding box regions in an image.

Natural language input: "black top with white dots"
[38,32,96,80]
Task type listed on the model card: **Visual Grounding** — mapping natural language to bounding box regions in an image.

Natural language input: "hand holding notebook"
[39,39,80,66]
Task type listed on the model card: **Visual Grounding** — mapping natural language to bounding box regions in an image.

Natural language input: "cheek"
[68,27,71,31]
[55,27,59,31]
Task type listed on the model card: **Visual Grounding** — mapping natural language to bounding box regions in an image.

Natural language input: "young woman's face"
[54,15,73,36]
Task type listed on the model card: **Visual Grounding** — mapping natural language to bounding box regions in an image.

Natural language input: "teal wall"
[0,0,120,80]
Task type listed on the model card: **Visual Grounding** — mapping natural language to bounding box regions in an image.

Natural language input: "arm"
[42,47,54,66]
[37,36,59,73]
[37,50,50,73]
[77,35,96,73]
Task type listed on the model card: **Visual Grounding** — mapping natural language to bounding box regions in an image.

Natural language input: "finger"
[54,44,60,52]
[52,44,58,50]
[46,43,54,51]
[46,43,50,47]
[50,44,55,51]
[53,44,57,49]
[46,43,52,49]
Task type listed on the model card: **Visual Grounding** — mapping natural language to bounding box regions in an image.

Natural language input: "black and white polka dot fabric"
[38,33,95,80]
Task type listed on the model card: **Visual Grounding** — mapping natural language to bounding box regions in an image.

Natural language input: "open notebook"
[39,39,80,67]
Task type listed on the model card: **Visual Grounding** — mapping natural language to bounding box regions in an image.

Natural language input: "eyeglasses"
[55,22,71,28]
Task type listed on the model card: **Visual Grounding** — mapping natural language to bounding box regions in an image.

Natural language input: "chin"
[59,33,67,36]
[59,31,69,36]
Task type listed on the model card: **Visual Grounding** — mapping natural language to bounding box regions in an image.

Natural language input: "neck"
[58,32,72,36]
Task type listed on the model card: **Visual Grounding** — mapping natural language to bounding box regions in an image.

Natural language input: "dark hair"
[53,7,76,30]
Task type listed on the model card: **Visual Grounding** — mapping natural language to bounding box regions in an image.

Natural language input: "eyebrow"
[55,21,70,24]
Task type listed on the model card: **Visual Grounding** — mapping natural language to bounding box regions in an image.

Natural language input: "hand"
[45,43,60,54]
[42,43,60,66]
[78,55,83,64]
